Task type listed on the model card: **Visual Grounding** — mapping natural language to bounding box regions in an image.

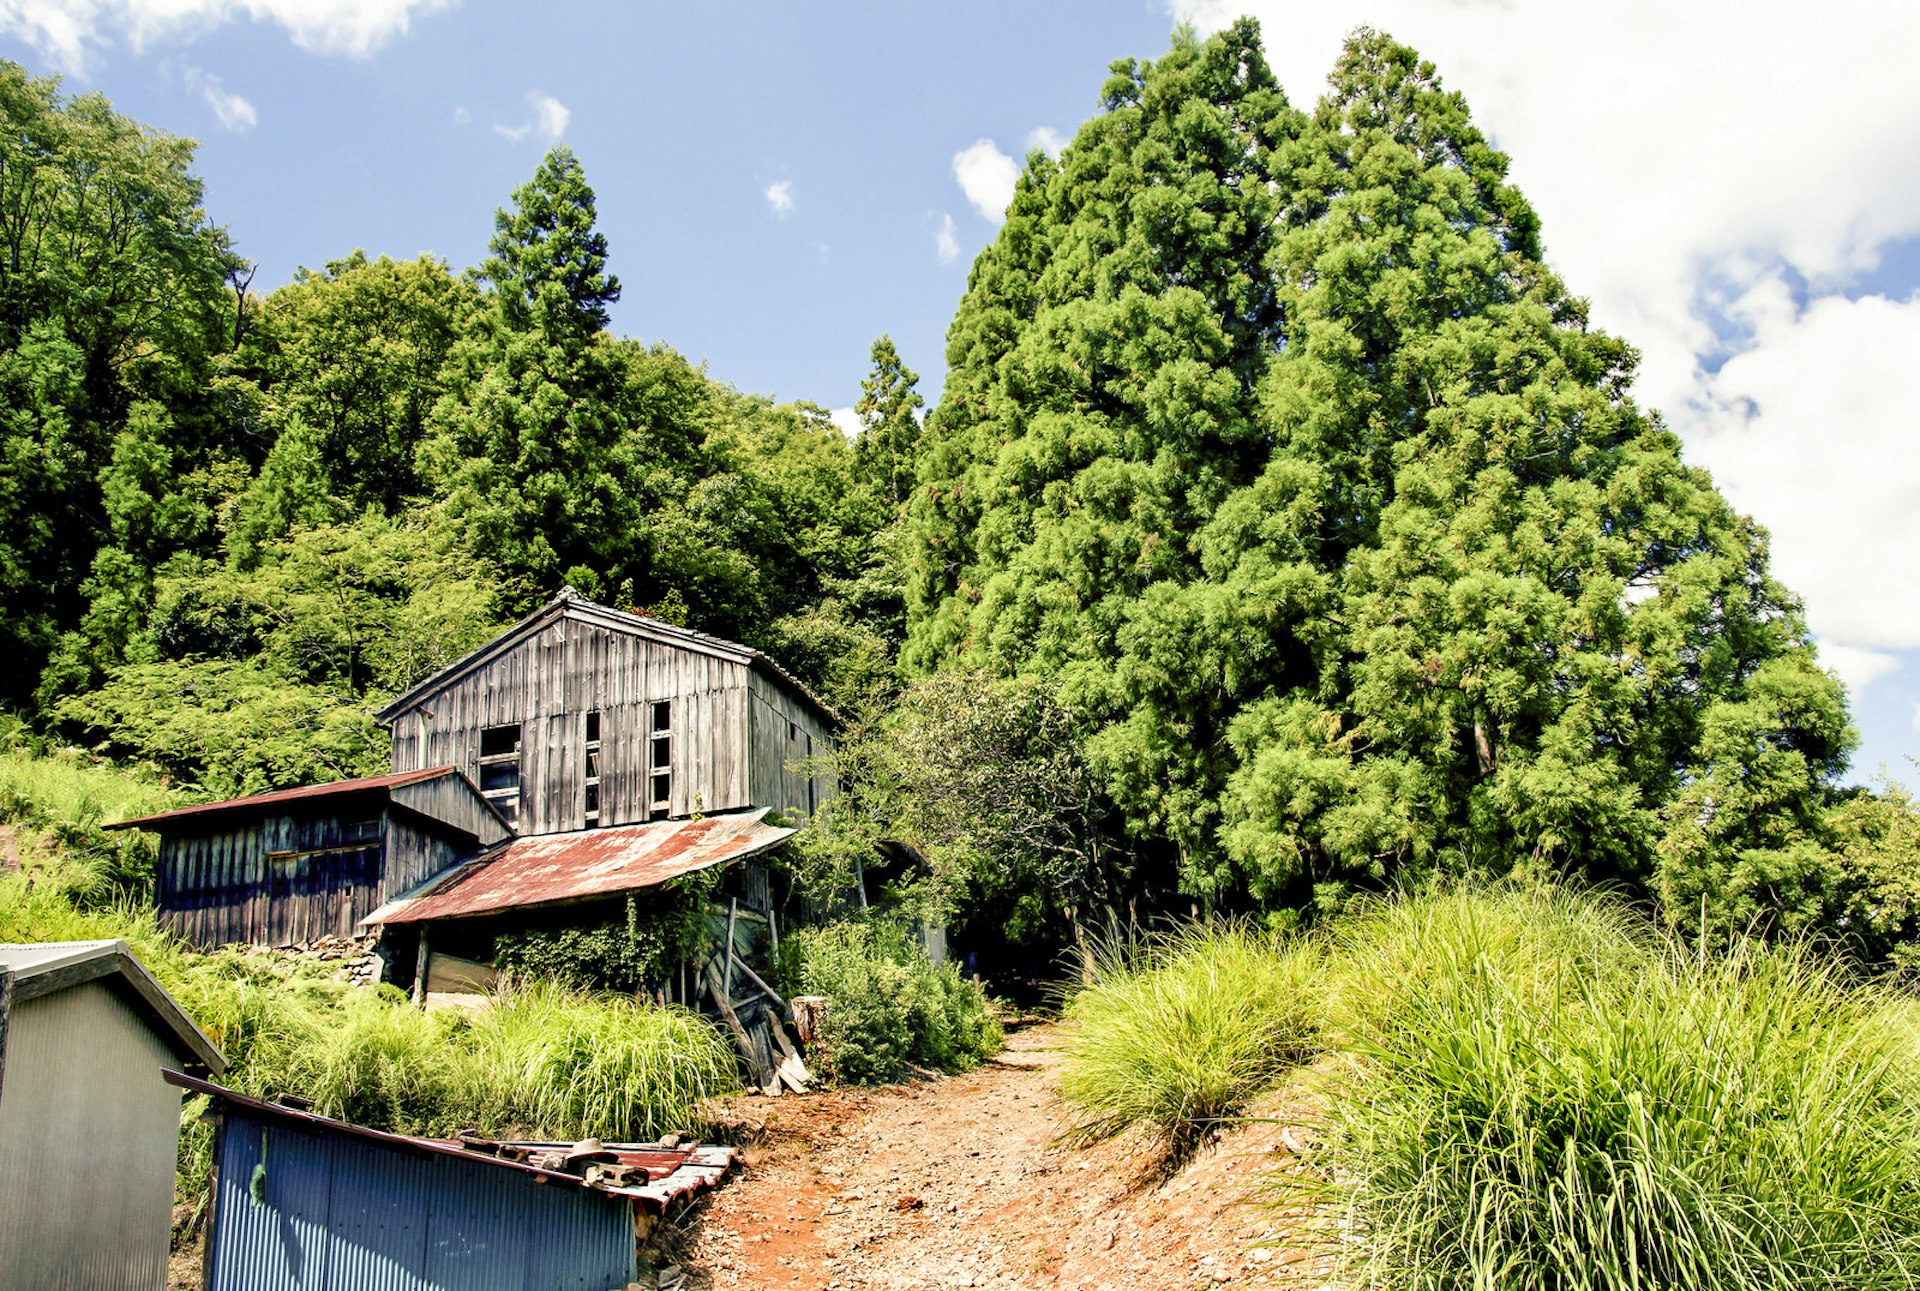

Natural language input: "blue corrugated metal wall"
[209,1113,637,1291]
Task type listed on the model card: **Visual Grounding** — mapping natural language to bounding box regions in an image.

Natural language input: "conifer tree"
[851,335,924,508]
[905,23,1855,928]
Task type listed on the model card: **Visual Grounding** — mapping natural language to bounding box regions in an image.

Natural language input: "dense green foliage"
[779,917,1002,1083]
[1057,887,1920,1287]
[1059,924,1320,1150]
[492,883,715,995]
[2,71,888,797]
[1320,888,1920,1289]
[5,23,1920,978]
[902,21,1871,943]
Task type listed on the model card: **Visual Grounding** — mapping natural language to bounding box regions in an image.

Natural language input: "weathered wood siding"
[382,815,475,902]
[390,775,511,847]
[747,671,837,818]
[156,813,383,948]
[386,618,758,834]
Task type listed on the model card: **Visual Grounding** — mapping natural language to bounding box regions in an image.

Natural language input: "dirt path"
[667,1024,1332,1291]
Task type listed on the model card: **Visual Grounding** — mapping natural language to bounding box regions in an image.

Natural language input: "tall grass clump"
[783,917,1003,1083]
[0,732,178,902]
[1059,923,1322,1151]
[456,982,739,1141]
[1316,887,1920,1290]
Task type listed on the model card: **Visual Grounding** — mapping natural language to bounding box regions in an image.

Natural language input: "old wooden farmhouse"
[109,589,837,998]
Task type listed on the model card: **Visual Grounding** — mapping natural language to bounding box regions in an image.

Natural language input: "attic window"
[583,710,602,828]
[648,701,672,820]
[478,723,522,827]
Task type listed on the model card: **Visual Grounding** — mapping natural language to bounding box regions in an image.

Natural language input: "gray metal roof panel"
[0,939,225,1074]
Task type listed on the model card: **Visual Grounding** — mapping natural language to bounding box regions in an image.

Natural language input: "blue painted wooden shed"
[172,1076,642,1291]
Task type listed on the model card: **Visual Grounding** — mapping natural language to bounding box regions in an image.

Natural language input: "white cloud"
[1169,0,1920,675]
[1820,642,1903,699]
[183,66,255,130]
[764,180,794,217]
[1026,126,1065,157]
[530,93,567,140]
[934,212,959,265]
[0,0,453,74]
[451,104,470,125]
[1687,290,1920,659]
[829,407,861,440]
[1911,701,1920,734]
[952,138,1020,224]
[495,92,567,144]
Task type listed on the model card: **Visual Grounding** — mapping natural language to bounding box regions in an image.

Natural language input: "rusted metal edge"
[105,766,466,831]
[163,1070,737,1213]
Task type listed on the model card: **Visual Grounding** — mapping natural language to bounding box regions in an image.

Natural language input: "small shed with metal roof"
[0,940,224,1290]
[107,766,511,948]
[169,1071,735,1291]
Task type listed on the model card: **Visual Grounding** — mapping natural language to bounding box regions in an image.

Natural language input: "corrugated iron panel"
[365,809,794,925]
[211,1116,337,1291]
[0,983,182,1291]
[210,1112,637,1291]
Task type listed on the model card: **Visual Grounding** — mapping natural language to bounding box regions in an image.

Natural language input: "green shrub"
[454,982,740,1141]
[1316,887,1920,1290]
[1058,923,1322,1150]
[492,884,712,995]
[784,918,1003,1083]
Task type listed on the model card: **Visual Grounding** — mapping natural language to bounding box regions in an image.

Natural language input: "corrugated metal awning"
[362,809,794,925]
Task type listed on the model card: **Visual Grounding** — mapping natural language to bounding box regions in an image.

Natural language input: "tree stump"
[790,995,828,1074]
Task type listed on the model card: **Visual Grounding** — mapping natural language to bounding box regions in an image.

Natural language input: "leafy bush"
[1313,887,1920,1290]
[783,917,1002,1083]
[1058,923,1322,1150]
[492,883,713,995]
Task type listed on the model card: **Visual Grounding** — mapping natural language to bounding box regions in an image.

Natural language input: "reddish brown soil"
[664,1023,1334,1291]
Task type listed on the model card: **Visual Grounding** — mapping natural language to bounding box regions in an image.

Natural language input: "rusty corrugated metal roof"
[362,808,794,925]
[104,766,462,831]
[164,1071,737,1214]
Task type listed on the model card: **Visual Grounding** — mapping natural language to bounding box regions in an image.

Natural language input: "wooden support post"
[731,957,786,1011]
[723,898,738,998]
[703,959,772,1089]
[411,927,431,1007]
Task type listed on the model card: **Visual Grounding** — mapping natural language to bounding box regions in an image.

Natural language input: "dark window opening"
[583,709,602,828]
[648,701,672,820]
[478,722,522,827]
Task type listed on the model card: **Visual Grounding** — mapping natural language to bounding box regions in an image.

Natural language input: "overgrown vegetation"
[780,917,1002,1084]
[492,882,716,995]
[1059,924,1320,1150]
[0,720,178,900]
[0,858,739,1223]
[1058,886,1920,1289]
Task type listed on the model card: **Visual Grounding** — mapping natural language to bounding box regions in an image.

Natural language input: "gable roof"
[361,807,794,925]
[0,940,225,1074]
[104,766,509,837]
[371,588,837,728]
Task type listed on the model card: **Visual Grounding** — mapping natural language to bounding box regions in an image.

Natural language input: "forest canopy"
[3,25,1914,971]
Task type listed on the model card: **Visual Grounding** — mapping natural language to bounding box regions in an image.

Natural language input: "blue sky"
[6,0,1919,786]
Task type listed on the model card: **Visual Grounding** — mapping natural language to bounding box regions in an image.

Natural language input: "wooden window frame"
[478,723,523,827]
[648,700,672,820]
